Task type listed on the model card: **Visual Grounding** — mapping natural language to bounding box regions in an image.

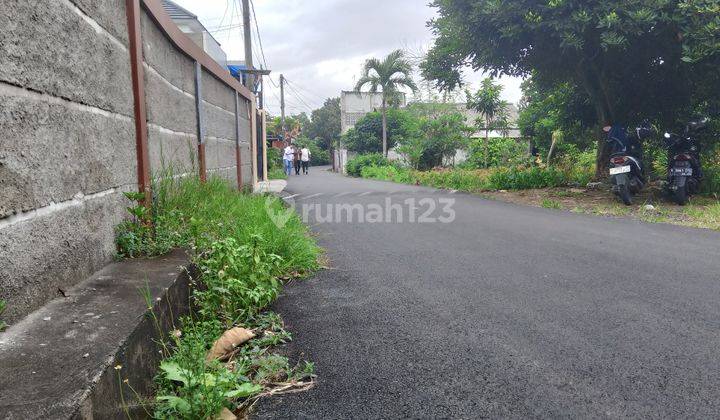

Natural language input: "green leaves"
[225,383,262,399]
[160,361,193,387]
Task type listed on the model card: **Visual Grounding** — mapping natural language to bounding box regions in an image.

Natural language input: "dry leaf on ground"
[206,327,255,361]
[216,407,237,420]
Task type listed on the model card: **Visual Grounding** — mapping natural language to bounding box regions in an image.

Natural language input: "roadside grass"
[355,163,720,231]
[115,174,320,418]
[487,186,720,231]
[268,167,287,180]
[541,199,563,209]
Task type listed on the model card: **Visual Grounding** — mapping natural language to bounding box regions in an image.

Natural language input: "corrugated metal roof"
[162,0,197,20]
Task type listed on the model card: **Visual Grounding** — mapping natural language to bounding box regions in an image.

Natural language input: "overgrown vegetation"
[346,153,390,177]
[115,175,320,418]
[0,300,7,332]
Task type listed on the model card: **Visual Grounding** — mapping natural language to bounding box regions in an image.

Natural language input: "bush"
[267,147,282,170]
[414,169,491,191]
[360,165,413,183]
[466,137,530,168]
[488,166,568,190]
[346,153,390,177]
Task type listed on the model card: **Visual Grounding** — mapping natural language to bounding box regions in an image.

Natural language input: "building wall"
[0,0,255,323]
[340,91,407,134]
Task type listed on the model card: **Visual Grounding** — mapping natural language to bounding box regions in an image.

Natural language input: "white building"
[162,0,228,68]
[340,91,407,134]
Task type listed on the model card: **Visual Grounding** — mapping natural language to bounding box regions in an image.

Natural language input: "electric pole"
[241,0,254,92]
[280,74,286,139]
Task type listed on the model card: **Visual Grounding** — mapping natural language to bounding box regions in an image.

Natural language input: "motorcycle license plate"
[610,165,631,175]
[670,167,693,176]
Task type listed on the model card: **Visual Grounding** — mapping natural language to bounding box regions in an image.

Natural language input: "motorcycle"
[663,118,707,205]
[605,122,652,205]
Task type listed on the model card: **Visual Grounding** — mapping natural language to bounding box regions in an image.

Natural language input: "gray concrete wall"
[0,1,256,323]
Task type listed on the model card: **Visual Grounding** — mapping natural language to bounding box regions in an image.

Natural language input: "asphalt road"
[255,167,720,419]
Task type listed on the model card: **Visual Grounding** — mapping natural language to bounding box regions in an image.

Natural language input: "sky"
[173,0,524,116]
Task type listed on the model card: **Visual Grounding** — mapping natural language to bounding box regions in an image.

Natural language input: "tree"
[306,98,341,150]
[422,0,720,178]
[399,112,470,170]
[355,50,418,157]
[466,78,510,168]
[343,109,417,154]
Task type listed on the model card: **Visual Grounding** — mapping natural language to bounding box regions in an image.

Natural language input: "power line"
[249,0,269,70]
[284,82,315,113]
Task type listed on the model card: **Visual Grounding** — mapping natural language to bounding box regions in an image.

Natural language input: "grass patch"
[268,167,287,180]
[115,175,320,418]
[541,199,563,209]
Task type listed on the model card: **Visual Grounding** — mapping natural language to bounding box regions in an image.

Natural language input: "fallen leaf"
[216,407,237,420]
[206,327,255,361]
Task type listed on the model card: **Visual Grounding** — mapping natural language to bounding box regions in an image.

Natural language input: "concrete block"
[203,104,236,141]
[69,0,129,45]
[140,12,196,95]
[148,127,197,176]
[145,69,197,134]
[201,69,236,112]
[204,138,238,171]
[0,190,129,323]
[0,87,136,218]
[0,0,133,115]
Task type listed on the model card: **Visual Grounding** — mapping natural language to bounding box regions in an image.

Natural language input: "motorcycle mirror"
[664,132,671,139]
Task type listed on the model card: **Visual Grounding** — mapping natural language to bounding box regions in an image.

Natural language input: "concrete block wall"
[0,0,136,323]
[1,1,257,323]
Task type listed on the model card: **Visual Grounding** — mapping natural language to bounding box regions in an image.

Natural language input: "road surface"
[255,167,720,419]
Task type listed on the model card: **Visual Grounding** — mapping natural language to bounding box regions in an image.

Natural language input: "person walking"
[293,145,302,175]
[283,142,294,176]
[301,145,311,175]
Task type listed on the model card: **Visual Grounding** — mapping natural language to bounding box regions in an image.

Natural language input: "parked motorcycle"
[605,122,652,205]
[663,118,707,205]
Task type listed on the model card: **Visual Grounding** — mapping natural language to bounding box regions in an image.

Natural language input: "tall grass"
[115,173,319,418]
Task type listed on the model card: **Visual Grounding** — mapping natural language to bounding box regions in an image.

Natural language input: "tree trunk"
[484,116,490,168]
[593,101,613,180]
[381,98,388,158]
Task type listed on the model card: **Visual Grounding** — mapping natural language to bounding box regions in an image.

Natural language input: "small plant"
[541,199,563,209]
[116,191,180,259]
[0,300,7,331]
[194,235,282,327]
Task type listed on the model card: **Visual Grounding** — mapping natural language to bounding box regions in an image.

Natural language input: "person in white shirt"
[300,146,311,174]
[283,143,294,176]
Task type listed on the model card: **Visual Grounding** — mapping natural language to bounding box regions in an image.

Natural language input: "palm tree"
[466,78,509,168]
[355,50,418,157]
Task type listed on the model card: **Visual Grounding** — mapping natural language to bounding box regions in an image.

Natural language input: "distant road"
[256,167,720,418]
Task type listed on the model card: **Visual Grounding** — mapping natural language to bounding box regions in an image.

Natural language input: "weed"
[541,199,563,209]
[115,175,319,418]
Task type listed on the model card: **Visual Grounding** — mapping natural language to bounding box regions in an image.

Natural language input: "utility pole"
[241,0,254,92]
[280,74,286,139]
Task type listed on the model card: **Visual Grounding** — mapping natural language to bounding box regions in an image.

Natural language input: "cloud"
[173,0,523,115]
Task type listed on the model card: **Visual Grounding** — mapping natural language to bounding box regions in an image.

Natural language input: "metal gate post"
[125,0,151,205]
[194,61,207,182]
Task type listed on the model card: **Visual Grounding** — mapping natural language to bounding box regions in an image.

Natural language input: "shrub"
[346,153,390,177]
[488,166,568,190]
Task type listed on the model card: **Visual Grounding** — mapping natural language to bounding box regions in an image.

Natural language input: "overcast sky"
[173,0,523,116]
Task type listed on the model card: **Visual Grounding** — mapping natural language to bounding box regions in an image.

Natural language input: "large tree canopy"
[305,97,341,150]
[422,0,720,175]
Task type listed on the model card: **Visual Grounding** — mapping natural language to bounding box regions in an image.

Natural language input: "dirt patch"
[484,183,720,230]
